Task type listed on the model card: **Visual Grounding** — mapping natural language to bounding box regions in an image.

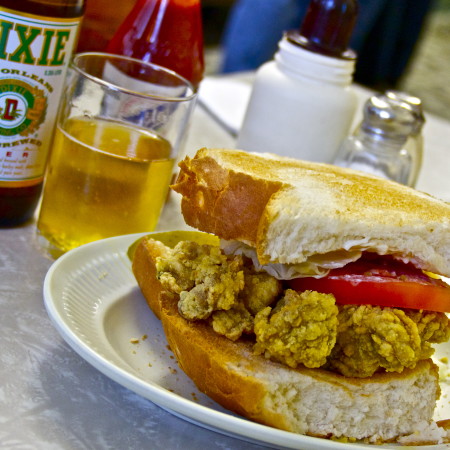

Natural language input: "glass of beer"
[36,52,196,257]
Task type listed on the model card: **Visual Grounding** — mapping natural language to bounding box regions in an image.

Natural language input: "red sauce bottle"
[287,0,358,59]
[106,0,204,89]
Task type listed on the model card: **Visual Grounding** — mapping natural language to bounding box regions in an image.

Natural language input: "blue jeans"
[220,0,433,88]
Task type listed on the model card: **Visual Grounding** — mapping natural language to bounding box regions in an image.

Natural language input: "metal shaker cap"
[361,92,423,140]
[385,90,425,135]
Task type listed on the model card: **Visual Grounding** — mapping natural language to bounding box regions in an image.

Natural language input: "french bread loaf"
[131,234,444,444]
[171,149,450,277]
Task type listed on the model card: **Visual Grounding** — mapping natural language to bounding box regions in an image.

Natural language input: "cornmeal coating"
[241,268,283,314]
[155,240,450,378]
[156,241,244,320]
[327,305,450,377]
[253,289,338,369]
[210,302,254,341]
[210,267,282,340]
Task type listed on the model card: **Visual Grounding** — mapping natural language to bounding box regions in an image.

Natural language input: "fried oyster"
[155,240,450,378]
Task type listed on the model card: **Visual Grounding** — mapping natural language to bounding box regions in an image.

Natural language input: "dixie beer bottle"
[0,0,84,226]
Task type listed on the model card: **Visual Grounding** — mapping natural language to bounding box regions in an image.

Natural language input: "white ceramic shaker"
[237,0,359,163]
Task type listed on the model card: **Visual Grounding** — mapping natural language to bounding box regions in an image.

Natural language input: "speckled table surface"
[0,104,268,450]
[1,75,449,450]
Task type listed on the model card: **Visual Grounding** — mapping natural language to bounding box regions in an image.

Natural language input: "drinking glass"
[36,52,196,257]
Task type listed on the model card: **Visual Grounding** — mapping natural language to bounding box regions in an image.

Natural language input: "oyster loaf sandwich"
[131,148,450,444]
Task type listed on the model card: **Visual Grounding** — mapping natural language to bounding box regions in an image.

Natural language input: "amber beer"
[37,117,174,253]
[36,52,196,256]
[0,0,84,225]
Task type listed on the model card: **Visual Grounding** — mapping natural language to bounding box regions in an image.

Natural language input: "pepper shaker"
[385,90,425,187]
[333,92,425,187]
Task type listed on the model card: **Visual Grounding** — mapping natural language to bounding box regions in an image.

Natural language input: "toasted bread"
[131,234,443,443]
[171,148,450,277]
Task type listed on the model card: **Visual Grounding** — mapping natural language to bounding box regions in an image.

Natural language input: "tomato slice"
[287,255,450,313]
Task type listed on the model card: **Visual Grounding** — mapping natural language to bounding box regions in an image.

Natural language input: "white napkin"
[197,76,252,136]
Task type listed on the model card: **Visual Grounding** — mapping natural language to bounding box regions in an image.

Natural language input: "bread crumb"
[130,334,148,344]
[331,436,357,443]
[397,421,450,445]
[436,357,450,382]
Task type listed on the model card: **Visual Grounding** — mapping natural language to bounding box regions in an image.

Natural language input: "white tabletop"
[198,73,450,202]
[1,73,449,450]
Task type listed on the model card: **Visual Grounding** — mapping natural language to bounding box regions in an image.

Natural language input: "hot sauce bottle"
[106,0,204,89]
[0,0,84,226]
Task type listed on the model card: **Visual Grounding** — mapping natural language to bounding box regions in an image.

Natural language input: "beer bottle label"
[0,8,81,187]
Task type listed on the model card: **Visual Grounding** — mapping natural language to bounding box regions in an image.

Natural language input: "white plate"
[43,233,450,450]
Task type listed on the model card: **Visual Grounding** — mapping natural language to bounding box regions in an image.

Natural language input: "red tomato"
[288,255,450,313]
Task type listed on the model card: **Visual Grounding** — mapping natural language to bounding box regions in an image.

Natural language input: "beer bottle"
[106,0,204,89]
[0,0,85,226]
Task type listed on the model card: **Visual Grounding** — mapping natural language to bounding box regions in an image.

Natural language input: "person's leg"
[220,0,308,72]
[352,0,434,89]
[220,0,434,87]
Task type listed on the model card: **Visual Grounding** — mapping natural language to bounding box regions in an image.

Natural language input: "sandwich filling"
[221,239,433,280]
[221,239,363,279]
[153,239,450,378]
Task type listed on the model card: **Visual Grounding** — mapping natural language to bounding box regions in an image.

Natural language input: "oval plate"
[43,233,450,450]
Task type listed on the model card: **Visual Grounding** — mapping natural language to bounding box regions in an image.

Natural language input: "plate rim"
[43,232,449,450]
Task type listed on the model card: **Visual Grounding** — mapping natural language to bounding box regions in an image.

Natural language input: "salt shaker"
[385,90,425,187]
[333,92,425,187]
[236,0,359,163]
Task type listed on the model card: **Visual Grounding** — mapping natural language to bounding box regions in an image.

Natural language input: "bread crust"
[132,235,443,443]
[174,155,282,244]
[171,148,450,276]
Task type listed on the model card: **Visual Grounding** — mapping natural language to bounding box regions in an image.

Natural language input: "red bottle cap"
[287,0,358,60]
